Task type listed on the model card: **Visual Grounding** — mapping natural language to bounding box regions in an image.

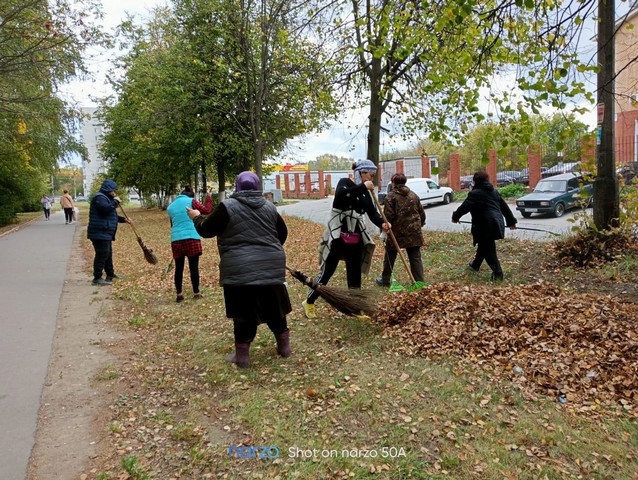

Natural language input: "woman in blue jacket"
[87,179,131,286]
[166,185,212,302]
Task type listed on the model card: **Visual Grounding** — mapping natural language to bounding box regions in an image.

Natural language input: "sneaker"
[193,292,203,299]
[467,262,480,272]
[491,272,504,282]
[176,294,184,303]
[105,273,121,281]
[375,277,390,287]
[92,278,112,286]
[302,300,317,319]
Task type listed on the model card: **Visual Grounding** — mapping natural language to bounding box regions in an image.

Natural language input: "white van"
[379,178,454,207]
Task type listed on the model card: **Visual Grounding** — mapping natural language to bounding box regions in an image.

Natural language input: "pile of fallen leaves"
[550,227,638,268]
[375,282,638,412]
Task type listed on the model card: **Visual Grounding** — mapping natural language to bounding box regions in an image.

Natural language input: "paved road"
[277,196,589,241]
[0,210,76,480]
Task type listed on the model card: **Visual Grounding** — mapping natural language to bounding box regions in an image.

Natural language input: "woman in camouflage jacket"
[376,173,426,286]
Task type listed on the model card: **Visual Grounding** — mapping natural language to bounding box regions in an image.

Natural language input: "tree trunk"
[593,0,620,230]
[367,56,383,185]
[254,139,264,189]
[200,158,208,193]
[218,160,226,201]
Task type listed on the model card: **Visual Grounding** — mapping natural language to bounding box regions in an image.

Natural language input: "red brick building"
[614,8,638,164]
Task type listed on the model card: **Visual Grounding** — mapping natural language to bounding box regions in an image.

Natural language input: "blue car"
[515,172,593,218]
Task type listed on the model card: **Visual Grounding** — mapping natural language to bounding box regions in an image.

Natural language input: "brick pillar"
[294,173,301,198]
[449,153,461,191]
[421,155,431,178]
[396,159,404,174]
[305,172,313,198]
[487,149,497,185]
[318,170,325,197]
[326,174,332,195]
[276,174,281,190]
[284,174,290,197]
[527,144,542,189]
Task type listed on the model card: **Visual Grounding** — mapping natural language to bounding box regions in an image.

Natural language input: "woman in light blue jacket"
[166,185,213,302]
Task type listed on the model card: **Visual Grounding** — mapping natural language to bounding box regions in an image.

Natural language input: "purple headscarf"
[235,171,260,192]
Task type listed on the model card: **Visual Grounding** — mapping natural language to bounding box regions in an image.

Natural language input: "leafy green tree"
[100,0,337,197]
[174,0,338,184]
[0,0,105,224]
[99,11,197,204]
[308,154,354,170]
[322,0,495,177]
[455,114,591,172]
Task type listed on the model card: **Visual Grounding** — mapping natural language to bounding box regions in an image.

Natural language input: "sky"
[60,0,611,166]
[58,0,163,108]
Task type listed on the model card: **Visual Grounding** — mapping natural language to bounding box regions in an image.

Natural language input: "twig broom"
[118,204,159,265]
[286,267,376,317]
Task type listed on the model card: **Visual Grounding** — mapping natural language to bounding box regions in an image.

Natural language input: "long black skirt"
[223,284,292,323]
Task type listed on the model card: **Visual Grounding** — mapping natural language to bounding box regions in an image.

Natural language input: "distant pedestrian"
[302,159,391,319]
[60,190,75,224]
[166,185,213,302]
[87,179,131,286]
[376,173,425,287]
[451,170,517,281]
[40,195,52,221]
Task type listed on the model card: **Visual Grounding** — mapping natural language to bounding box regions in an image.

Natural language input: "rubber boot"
[226,342,251,368]
[275,330,292,358]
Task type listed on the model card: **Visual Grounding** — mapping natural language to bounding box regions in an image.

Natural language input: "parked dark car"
[515,172,593,218]
[617,162,638,184]
[500,170,522,183]
[496,172,515,187]
[460,173,513,189]
[517,167,548,185]
[541,161,581,178]
[460,175,473,189]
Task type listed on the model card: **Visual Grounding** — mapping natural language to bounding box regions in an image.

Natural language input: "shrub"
[498,183,527,199]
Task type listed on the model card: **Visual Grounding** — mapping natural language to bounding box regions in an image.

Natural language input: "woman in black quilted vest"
[188,171,291,368]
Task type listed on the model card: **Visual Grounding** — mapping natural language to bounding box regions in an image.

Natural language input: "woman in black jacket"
[451,170,517,281]
[302,160,390,318]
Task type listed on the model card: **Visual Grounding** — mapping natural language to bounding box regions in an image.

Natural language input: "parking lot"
[277,196,587,241]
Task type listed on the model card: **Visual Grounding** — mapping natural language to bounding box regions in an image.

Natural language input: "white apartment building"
[80,107,108,194]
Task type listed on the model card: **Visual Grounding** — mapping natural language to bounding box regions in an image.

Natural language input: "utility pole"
[593,0,620,229]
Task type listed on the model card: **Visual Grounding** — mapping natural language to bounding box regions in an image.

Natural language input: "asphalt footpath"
[0,209,76,480]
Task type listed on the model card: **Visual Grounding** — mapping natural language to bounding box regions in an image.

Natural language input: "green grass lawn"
[80,208,638,480]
